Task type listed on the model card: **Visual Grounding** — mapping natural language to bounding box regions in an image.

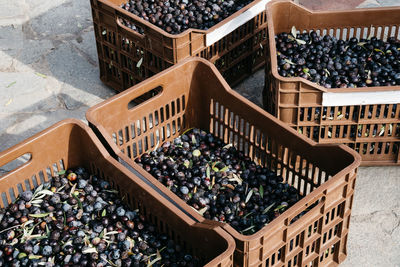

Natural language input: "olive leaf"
[243,211,254,219]
[245,189,253,203]
[222,143,233,149]
[259,185,264,199]
[29,212,50,218]
[82,247,98,254]
[219,166,229,172]
[296,39,306,45]
[191,135,197,145]
[291,26,297,38]
[262,202,276,215]
[183,160,190,168]
[192,149,201,157]
[284,59,295,65]
[206,165,210,178]
[195,206,208,216]
[73,194,83,210]
[136,57,143,68]
[102,209,107,217]
[240,225,256,234]
[181,127,194,135]
[57,170,66,175]
[29,255,42,260]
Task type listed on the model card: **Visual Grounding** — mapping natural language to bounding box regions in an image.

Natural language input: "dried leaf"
[284,59,295,65]
[379,126,385,136]
[195,206,208,216]
[4,98,12,106]
[296,39,306,45]
[389,124,393,135]
[222,143,233,149]
[136,57,143,68]
[357,42,367,46]
[191,135,197,145]
[228,173,242,185]
[245,189,253,203]
[82,247,98,254]
[70,183,77,196]
[291,26,297,38]
[147,253,162,267]
[225,184,235,190]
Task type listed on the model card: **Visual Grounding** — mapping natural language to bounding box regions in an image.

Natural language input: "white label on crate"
[322,91,400,107]
[205,0,271,47]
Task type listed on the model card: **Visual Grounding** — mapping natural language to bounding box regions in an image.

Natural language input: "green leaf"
[18,252,27,259]
[181,127,194,135]
[57,170,66,175]
[212,167,219,172]
[206,165,210,178]
[262,202,276,214]
[240,225,256,234]
[245,189,253,203]
[219,166,229,172]
[183,160,190,168]
[6,81,16,88]
[29,212,50,218]
[189,159,193,168]
[73,194,83,210]
[243,211,254,219]
[374,48,384,54]
[29,255,42,260]
[102,209,107,217]
[34,72,47,78]
[259,185,264,199]
[192,149,201,157]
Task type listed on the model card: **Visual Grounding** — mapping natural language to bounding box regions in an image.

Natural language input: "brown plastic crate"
[86,58,361,267]
[0,119,235,267]
[89,0,269,92]
[263,0,400,166]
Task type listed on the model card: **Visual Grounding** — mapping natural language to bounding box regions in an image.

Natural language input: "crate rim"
[96,0,270,44]
[86,57,361,242]
[267,0,400,95]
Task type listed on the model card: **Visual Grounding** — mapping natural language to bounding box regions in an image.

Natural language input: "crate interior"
[0,122,230,266]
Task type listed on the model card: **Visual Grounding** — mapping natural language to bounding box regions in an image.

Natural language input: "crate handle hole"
[128,86,163,109]
[0,153,32,177]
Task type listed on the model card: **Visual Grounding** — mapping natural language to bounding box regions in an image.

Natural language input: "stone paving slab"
[0,0,399,265]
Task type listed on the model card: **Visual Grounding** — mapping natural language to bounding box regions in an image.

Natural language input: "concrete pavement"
[0,0,399,266]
